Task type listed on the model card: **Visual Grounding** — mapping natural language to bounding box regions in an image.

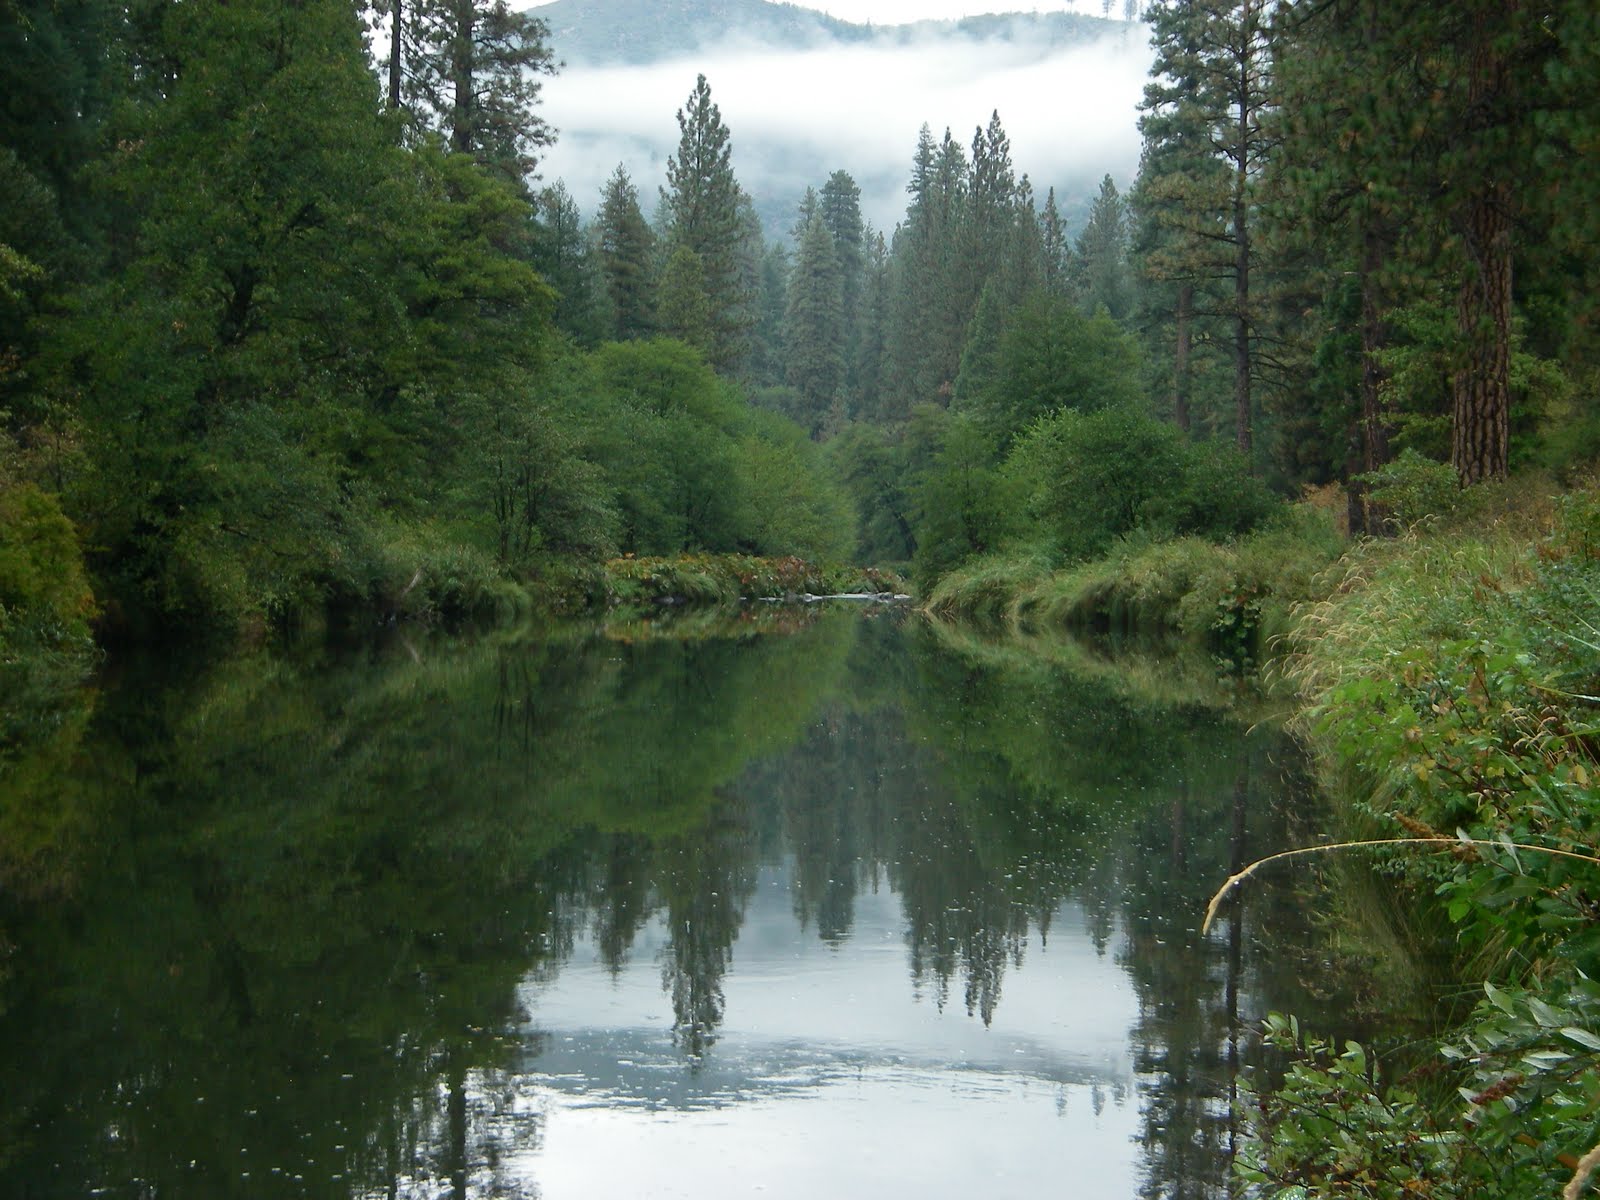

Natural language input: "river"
[0,606,1392,1198]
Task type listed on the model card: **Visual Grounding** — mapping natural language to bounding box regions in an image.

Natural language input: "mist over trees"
[1,0,1596,646]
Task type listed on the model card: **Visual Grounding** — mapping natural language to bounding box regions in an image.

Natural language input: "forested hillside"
[527,0,1126,65]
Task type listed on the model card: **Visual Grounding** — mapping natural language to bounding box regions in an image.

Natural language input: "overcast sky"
[538,4,1152,238]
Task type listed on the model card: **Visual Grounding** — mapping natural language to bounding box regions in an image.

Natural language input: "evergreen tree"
[852,228,890,421]
[749,241,789,389]
[661,74,749,372]
[784,209,845,436]
[530,182,603,345]
[886,126,971,413]
[657,245,714,358]
[966,111,1017,300]
[1136,0,1275,457]
[404,0,557,187]
[1039,187,1070,298]
[595,164,656,341]
[1072,175,1134,321]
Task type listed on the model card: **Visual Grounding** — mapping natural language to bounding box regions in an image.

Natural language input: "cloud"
[536,22,1153,239]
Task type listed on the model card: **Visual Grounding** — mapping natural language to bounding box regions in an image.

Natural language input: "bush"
[1363,448,1470,529]
[0,481,96,662]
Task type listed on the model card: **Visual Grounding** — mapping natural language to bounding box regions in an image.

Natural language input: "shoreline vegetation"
[927,469,1600,1196]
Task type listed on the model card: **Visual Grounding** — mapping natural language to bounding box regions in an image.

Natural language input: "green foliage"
[595,163,656,340]
[660,74,750,372]
[929,502,1341,658]
[1251,494,1600,1198]
[1006,406,1185,561]
[826,421,917,566]
[1239,1014,1465,1198]
[783,208,845,434]
[0,480,95,665]
[909,410,1010,588]
[1363,449,1471,528]
[599,553,904,608]
[731,410,853,563]
[968,292,1142,446]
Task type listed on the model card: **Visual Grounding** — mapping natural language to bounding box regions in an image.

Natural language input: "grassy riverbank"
[1237,486,1600,1197]
[925,498,1344,663]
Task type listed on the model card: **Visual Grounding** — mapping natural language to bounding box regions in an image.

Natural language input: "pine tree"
[852,228,890,421]
[405,0,557,187]
[785,209,844,436]
[596,164,656,341]
[530,182,603,344]
[819,170,865,398]
[1039,187,1070,297]
[1072,175,1134,320]
[661,74,749,372]
[886,126,971,412]
[749,241,789,388]
[1136,0,1276,457]
[658,245,713,358]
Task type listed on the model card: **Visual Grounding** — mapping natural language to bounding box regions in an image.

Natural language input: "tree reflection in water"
[0,609,1390,1200]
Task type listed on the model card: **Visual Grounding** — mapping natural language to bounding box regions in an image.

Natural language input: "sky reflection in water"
[0,608,1374,1200]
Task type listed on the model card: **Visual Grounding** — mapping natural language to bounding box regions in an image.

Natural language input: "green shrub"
[0,481,96,661]
[1363,449,1470,529]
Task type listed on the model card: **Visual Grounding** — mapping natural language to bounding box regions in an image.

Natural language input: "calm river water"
[0,606,1385,1198]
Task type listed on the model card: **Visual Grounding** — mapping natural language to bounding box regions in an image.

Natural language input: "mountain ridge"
[527,0,1130,67]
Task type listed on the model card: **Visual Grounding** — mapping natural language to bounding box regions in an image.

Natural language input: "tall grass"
[927,502,1344,659]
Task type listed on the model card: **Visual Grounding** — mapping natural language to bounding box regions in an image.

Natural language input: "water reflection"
[0,609,1374,1199]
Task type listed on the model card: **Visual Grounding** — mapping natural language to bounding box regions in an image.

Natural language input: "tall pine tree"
[661,74,749,372]
[595,164,656,341]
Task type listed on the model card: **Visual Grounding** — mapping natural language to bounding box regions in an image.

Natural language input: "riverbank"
[923,500,1344,665]
[925,474,1600,1197]
[1235,484,1600,1198]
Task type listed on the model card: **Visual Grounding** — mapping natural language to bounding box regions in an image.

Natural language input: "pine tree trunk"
[1451,7,1513,486]
[450,0,474,155]
[388,0,403,109]
[1232,0,1253,459]
[1232,115,1251,459]
[1452,182,1513,485]
[1173,282,1192,433]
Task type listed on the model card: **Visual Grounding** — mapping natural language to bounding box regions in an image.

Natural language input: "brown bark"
[1173,282,1192,433]
[1452,183,1513,485]
[1451,7,1514,486]
[387,0,403,109]
[1232,0,1253,460]
[451,0,474,155]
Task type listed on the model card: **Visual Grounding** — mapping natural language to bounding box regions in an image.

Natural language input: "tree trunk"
[1451,7,1514,486]
[450,0,474,155]
[1452,183,1513,485]
[1231,0,1253,460]
[387,0,403,109]
[1173,282,1192,433]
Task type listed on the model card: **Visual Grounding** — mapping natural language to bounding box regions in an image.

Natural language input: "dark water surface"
[0,607,1380,1198]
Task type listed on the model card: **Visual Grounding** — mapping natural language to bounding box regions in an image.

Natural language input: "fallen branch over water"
[1201,836,1600,936]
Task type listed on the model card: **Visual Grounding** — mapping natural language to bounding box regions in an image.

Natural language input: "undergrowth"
[926,501,1343,663]
[1242,481,1600,1198]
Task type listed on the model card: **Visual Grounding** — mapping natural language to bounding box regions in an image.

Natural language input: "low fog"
[536,19,1154,238]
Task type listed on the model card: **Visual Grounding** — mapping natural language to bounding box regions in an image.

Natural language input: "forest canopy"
[0,0,1595,648]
